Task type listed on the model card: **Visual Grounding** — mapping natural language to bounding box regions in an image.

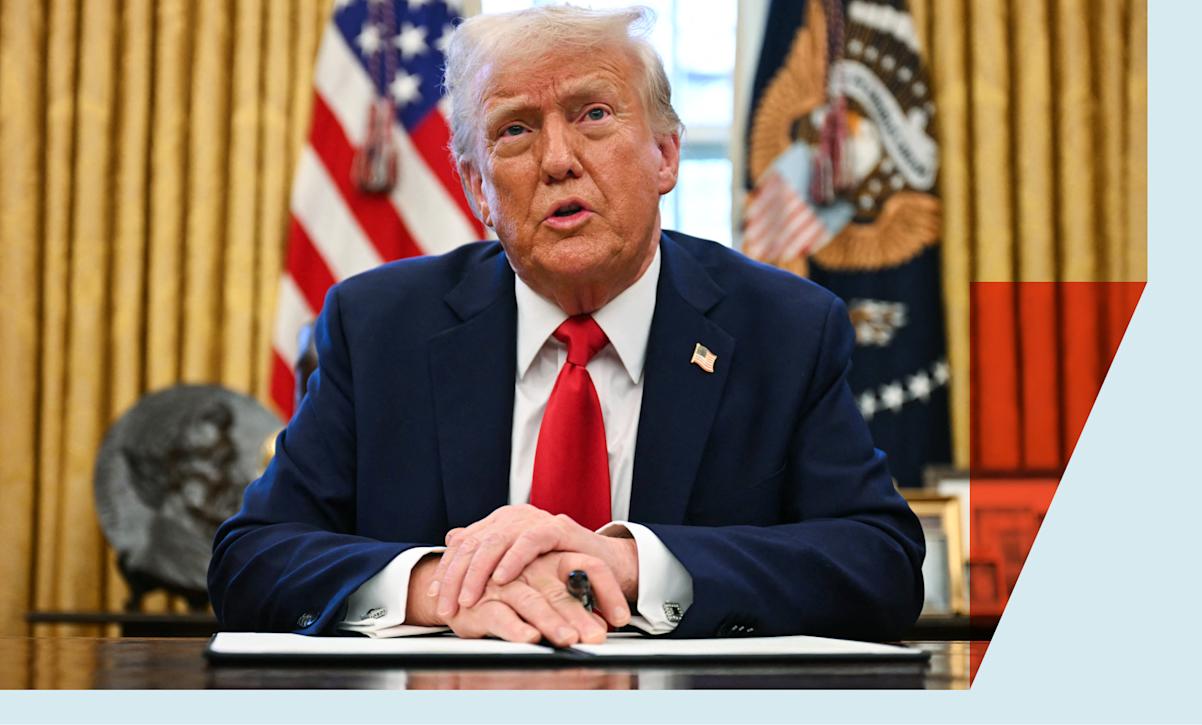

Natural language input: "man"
[208,5,924,645]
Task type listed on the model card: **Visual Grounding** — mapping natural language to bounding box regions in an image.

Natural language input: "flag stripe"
[308,94,424,261]
[408,107,481,230]
[284,218,339,313]
[291,147,384,279]
[271,350,297,420]
[272,274,314,367]
[779,213,826,261]
[745,193,808,241]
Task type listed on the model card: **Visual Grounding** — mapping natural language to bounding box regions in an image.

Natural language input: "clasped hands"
[404,505,639,646]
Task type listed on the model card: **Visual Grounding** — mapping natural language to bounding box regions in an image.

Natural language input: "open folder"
[205,631,929,665]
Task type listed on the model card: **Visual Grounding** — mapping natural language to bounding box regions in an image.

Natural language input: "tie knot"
[553,315,609,367]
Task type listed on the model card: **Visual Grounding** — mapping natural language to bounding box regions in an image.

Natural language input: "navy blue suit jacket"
[209,232,925,640]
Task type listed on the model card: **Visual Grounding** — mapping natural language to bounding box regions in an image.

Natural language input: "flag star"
[390,70,423,106]
[907,371,933,401]
[858,391,877,420]
[407,0,434,8]
[395,22,428,60]
[444,0,464,11]
[932,359,950,385]
[435,23,454,54]
[880,382,905,412]
[357,23,383,55]
[857,322,883,346]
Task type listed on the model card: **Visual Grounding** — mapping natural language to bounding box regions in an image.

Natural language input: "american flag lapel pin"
[690,343,717,374]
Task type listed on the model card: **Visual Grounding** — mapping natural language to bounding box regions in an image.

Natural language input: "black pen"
[566,569,594,613]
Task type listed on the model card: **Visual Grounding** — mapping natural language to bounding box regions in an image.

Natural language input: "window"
[477,0,737,244]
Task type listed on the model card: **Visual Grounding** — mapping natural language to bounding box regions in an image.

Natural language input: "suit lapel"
[630,234,734,524]
[429,249,516,528]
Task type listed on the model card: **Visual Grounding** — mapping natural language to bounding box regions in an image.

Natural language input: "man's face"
[460,45,680,313]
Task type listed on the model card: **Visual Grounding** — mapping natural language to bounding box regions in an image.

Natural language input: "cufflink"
[297,613,316,628]
[365,607,386,620]
[663,602,683,624]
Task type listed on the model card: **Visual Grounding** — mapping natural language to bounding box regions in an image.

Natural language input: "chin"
[537,236,622,278]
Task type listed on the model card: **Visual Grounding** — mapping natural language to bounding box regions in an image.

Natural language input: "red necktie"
[529,315,612,531]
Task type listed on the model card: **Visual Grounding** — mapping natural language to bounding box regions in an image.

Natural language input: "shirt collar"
[514,244,661,383]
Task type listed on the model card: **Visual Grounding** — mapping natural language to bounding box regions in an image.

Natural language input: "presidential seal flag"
[743,0,950,486]
[270,0,485,419]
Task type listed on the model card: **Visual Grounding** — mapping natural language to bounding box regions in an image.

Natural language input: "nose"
[539,115,582,183]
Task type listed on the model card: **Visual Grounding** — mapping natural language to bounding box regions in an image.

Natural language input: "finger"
[481,602,542,644]
[457,533,512,609]
[501,582,580,648]
[544,585,609,643]
[557,555,630,628]
[451,601,540,644]
[492,523,568,584]
[427,541,460,598]
[434,518,492,595]
[435,535,480,619]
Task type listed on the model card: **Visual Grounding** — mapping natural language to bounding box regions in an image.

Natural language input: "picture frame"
[899,490,967,616]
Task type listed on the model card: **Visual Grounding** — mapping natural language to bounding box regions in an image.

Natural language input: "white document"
[207,632,925,662]
[208,632,552,658]
[574,634,919,659]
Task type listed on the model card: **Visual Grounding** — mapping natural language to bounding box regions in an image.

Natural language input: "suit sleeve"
[644,296,926,641]
[207,285,423,634]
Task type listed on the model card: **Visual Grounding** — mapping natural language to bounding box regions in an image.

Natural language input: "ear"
[654,131,681,196]
[457,157,493,228]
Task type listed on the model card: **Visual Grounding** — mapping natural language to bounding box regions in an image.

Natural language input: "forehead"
[478,46,639,112]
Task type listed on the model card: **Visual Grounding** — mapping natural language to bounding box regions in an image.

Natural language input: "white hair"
[442,4,683,166]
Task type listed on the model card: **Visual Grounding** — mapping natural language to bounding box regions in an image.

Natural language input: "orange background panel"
[968,281,1143,682]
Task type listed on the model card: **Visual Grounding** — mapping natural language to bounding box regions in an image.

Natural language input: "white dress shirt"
[339,246,693,638]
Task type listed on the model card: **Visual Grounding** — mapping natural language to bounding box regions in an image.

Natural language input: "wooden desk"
[0,637,975,689]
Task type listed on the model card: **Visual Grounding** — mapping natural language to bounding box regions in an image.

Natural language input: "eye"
[584,107,608,121]
[502,124,526,137]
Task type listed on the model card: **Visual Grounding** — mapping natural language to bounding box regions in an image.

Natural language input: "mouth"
[544,199,593,229]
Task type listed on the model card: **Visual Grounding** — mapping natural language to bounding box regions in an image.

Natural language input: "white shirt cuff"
[597,521,693,635]
[337,546,450,638]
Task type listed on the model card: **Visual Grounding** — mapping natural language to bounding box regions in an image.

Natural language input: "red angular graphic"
[968,282,1143,682]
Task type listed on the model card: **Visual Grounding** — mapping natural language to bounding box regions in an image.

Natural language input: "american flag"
[271,0,484,417]
[690,343,717,374]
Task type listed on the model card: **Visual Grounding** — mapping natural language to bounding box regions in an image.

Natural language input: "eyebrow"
[482,75,624,129]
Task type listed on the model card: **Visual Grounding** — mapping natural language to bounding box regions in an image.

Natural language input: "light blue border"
[4,0,1199,722]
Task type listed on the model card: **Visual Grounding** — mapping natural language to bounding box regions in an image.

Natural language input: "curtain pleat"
[0,0,44,642]
[1013,0,1060,470]
[1125,0,1147,283]
[252,0,297,406]
[291,0,323,170]
[34,0,80,631]
[969,0,1023,470]
[926,0,974,469]
[103,0,154,614]
[181,1,232,383]
[1097,0,1126,286]
[146,0,191,391]
[222,0,266,390]
[55,0,119,635]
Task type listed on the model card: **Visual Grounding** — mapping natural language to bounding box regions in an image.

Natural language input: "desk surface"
[0,637,975,689]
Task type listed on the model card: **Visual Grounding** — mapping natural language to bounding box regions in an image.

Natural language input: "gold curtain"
[909,0,1147,467]
[0,0,329,636]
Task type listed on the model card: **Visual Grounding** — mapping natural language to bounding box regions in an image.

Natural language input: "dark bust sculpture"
[94,385,281,611]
